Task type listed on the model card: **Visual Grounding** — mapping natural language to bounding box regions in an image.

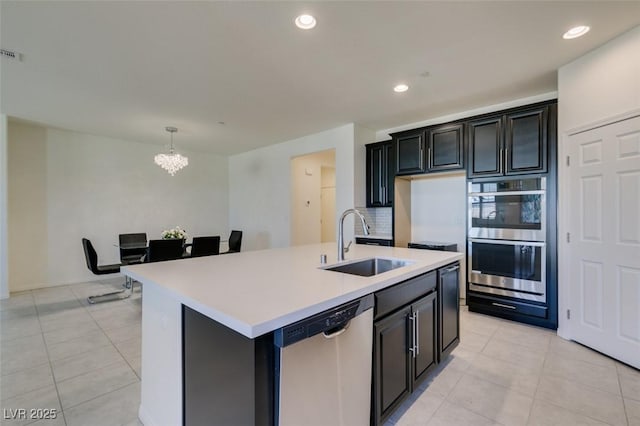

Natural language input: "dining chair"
[82,238,133,304]
[223,230,243,254]
[147,239,185,262]
[118,233,147,264]
[186,236,221,258]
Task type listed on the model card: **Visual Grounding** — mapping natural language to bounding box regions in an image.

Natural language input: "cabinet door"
[373,305,412,425]
[428,124,464,171]
[383,142,395,206]
[467,116,503,178]
[367,144,385,207]
[505,107,548,174]
[411,292,438,387]
[396,132,424,175]
[439,264,460,361]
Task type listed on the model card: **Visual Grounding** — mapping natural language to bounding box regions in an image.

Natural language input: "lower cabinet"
[372,273,439,425]
[372,263,460,425]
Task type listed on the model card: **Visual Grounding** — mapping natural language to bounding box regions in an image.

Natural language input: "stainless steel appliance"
[468,238,546,302]
[274,295,374,426]
[408,241,457,252]
[467,177,546,303]
[468,177,546,242]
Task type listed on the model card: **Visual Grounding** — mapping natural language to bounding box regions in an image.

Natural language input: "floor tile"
[467,352,540,396]
[103,323,141,345]
[460,312,502,337]
[51,344,125,382]
[0,364,54,401]
[458,330,491,353]
[64,381,141,426]
[1,304,38,320]
[527,399,608,425]
[0,385,62,426]
[0,316,42,342]
[447,374,533,426]
[45,331,111,362]
[547,335,616,368]
[618,364,640,402]
[56,359,138,409]
[426,400,501,426]
[38,310,94,333]
[422,365,465,398]
[543,353,620,396]
[29,416,66,426]
[536,375,627,426]
[492,322,551,353]
[439,346,477,373]
[626,398,640,426]
[114,336,141,362]
[481,337,546,371]
[0,293,35,311]
[1,334,49,376]
[91,308,141,332]
[392,390,444,426]
[43,321,101,346]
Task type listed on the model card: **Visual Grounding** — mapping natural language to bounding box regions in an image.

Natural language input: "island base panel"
[183,306,274,426]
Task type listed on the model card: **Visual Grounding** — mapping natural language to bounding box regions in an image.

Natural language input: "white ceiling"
[1,1,639,155]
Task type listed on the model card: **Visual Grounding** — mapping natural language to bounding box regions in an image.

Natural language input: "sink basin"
[323,257,413,277]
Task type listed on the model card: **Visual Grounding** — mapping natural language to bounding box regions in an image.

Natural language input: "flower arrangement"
[161,226,187,240]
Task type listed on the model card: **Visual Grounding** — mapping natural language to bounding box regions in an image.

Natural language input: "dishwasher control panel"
[274,295,373,347]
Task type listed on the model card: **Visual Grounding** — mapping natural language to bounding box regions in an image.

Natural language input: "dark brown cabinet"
[438,263,460,361]
[395,132,424,175]
[372,272,438,425]
[366,141,394,207]
[427,123,464,171]
[467,105,549,178]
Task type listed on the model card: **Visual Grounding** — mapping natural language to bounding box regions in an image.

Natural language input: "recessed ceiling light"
[295,14,316,30]
[394,84,409,93]
[563,25,590,39]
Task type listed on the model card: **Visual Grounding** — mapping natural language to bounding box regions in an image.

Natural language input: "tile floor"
[1,280,639,426]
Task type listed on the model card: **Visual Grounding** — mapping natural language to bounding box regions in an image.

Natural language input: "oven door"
[468,178,546,241]
[468,239,546,303]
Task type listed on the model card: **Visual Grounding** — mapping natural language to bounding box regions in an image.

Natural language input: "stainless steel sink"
[322,257,413,277]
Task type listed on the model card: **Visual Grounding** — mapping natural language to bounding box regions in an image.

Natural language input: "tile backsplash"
[354,207,392,236]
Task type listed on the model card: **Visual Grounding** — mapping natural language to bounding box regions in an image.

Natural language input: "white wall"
[229,124,358,251]
[7,121,229,291]
[410,172,467,295]
[557,25,640,338]
[0,114,8,299]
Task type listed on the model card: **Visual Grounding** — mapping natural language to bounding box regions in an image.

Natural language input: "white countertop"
[122,243,462,338]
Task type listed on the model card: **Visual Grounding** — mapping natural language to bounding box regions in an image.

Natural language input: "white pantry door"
[568,115,640,369]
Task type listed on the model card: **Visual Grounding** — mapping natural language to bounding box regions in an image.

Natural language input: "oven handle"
[468,238,545,247]
[468,190,545,197]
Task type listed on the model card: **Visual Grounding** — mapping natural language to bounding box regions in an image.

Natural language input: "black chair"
[147,239,185,262]
[223,230,243,254]
[185,236,220,258]
[82,238,132,304]
[119,233,147,265]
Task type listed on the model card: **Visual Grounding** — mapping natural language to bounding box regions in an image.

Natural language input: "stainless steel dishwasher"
[274,294,374,426]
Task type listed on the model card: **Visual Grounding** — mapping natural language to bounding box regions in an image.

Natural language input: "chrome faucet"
[338,208,369,261]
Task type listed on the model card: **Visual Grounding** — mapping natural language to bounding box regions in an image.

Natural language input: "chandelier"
[154,126,188,176]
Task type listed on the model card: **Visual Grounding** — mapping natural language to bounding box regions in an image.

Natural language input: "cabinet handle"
[408,312,417,358]
[492,302,516,310]
[427,147,431,169]
[444,265,460,273]
[500,148,504,172]
[415,311,420,356]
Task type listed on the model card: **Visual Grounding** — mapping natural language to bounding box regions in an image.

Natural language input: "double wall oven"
[468,177,546,303]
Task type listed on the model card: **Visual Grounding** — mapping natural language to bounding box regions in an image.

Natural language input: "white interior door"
[568,115,640,369]
[321,187,336,243]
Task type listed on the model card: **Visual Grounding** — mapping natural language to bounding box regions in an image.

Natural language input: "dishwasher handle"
[323,320,351,339]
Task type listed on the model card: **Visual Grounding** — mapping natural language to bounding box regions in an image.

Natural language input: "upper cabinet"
[467,104,550,178]
[366,140,394,207]
[395,132,424,175]
[427,123,464,172]
[393,123,464,176]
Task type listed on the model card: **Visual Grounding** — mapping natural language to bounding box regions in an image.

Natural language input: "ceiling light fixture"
[394,84,409,93]
[295,14,316,30]
[154,127,188,176]
[563,25,590,39]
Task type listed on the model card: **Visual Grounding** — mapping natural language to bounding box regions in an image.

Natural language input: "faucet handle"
[344,240,352,253]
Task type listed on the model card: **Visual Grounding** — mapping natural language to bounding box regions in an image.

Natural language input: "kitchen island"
[122,243,463,426]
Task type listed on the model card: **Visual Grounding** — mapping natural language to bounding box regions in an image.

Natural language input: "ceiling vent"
[1,49,22,61]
